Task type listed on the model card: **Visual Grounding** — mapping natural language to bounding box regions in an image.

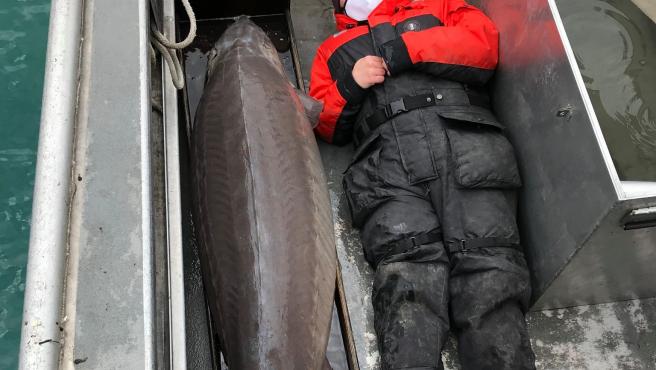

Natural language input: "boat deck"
[177,1,656,368]
[19,0,656,368]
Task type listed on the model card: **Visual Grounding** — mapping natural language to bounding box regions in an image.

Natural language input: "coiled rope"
[150,0,197,89]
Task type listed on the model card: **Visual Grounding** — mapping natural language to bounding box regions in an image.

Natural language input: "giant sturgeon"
[191,18,337,369]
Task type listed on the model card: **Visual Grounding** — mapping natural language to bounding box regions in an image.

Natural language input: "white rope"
[150,0,197,89]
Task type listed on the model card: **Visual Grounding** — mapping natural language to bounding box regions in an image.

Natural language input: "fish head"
[209,17,283,75]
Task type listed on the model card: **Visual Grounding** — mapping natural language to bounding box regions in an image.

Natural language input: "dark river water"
[557,0,656,181]
[0,0,50,368]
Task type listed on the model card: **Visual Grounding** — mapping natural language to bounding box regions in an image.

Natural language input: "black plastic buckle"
[459,239,469,253]
[387,98,407,117]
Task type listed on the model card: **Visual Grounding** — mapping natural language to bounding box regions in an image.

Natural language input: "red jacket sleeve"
[379,0,499,85]
[309,42,367,145]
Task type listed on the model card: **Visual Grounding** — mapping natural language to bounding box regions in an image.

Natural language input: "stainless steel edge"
[631,0,656,23]
[621,181,656,200]
[546,0,624,199]
[161,0,187,368]
[19,0,83,368]
[140,0,156,367]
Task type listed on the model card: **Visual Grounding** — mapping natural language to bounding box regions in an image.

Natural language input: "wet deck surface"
[527,298,656,369]
[556,0,656,182]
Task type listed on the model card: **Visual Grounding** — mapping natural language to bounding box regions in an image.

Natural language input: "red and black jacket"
[309,0,499,146]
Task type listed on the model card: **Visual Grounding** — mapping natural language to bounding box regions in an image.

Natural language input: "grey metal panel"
[59,0,155,368]
[534,196,656,309]
[475,0,620,301]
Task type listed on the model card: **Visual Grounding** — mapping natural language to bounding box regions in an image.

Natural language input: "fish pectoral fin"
[296,88,324,129]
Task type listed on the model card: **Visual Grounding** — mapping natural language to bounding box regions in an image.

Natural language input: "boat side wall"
[474,0,620,304]
[534,195,656,309]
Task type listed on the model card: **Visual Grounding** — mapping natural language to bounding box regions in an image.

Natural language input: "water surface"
[557,0,656,181]
[0,0,50,368]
